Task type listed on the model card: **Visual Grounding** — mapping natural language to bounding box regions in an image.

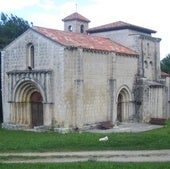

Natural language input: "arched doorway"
[30,91,43,127]
[117,88,131,122]
[11,78,46,127]
[117,94,123,122]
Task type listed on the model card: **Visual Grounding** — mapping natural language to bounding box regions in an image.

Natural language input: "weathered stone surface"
[1,13,169,132]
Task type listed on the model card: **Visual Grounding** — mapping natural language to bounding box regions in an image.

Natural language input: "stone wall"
[1,29,63,127]
[83,50,109,125]
[113,54,138,122]
[62,48,138,128]
[165,77,170,118]
[90,29,146,53]
[90,29,161,81]
[134,78,167,122]
[64,20,89,33]
[62,48,110,128]
[2,25,167,132]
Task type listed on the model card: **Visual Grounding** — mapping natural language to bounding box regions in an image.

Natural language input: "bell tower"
[62,12,90,34]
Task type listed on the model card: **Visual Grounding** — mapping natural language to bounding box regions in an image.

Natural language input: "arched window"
[147,42,150,56]
[80,25,84,33]
[27,43,34,69]
[150,61,153,66]
[68,25,73,32]
[144,60,148,68]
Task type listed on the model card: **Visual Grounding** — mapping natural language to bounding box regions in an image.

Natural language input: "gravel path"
[1,150,170,163]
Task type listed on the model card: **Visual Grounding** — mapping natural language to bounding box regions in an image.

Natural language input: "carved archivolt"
[7,69,53,103]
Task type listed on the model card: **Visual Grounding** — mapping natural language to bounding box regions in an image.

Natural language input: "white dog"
[99,136,108,141]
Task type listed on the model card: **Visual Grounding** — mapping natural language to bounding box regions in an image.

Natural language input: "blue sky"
[0,0,169,59]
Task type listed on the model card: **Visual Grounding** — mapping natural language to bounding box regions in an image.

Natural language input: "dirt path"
[0,150,170,163]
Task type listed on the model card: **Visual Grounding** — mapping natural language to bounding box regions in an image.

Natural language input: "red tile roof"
[33,26,138,55]
[161,71,169,77]
[87,21,156,34]
[62,12,90,23]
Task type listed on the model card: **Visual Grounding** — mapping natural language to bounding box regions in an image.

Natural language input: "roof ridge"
[62,12,90,23]
[33,26,138,55]
[87,21,156,34]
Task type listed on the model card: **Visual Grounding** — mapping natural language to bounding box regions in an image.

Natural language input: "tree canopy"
[0,12,31,49]
[161,54,170,74]
[0,13,31,121]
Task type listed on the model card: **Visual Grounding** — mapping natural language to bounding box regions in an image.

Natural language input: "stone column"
[10,102,15,123]
[43,103,52,126]
[108,53,116,123]
[154,39,161,80]
[75,79,84,128]
[74,48,84,129]
[109,79,116,121]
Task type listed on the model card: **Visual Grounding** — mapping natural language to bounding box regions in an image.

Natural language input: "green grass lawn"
[0,120,170,152]
[1,162,170,169]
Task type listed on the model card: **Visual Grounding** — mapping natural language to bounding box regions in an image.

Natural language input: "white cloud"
[29,13,61,29]
[0,0,40,11]
[0,0,169,58]
[28,1,77,29]
[79,0,170,58]
[38,0,57,10]
[58,1,78,18]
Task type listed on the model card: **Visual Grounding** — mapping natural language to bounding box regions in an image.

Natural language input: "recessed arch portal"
[11,80,44,127]
[117,87,131,122]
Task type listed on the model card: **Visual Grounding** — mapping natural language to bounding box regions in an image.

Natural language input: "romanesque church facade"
[1,12,169,131]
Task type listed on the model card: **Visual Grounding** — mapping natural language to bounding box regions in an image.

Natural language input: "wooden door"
[31,92,43,127]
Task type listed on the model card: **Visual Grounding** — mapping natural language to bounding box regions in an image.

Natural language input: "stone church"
[1,12,169,131]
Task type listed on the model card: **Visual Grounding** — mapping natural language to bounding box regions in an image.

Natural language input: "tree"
[161,54,170,74]
[0,12,31,49]
[0,13,31,122]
